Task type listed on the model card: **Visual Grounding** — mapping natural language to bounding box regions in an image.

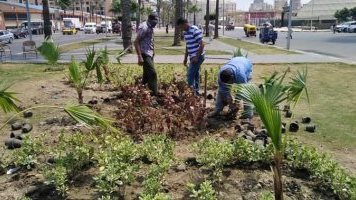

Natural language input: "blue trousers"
[187,54,205,94]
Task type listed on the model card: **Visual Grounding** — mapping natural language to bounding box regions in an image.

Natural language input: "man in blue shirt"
[208,57,254,119]
[177,17,205,95]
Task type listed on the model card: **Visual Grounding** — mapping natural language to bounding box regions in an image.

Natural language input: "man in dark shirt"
[134,14,158,96]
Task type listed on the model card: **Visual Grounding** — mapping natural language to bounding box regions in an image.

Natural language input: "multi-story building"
[196,0,237,25]
[249,0,273,12]
[274,0,287,11]
[291,0,302,11]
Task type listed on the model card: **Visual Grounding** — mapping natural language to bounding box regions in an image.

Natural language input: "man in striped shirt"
[177,18,205,95]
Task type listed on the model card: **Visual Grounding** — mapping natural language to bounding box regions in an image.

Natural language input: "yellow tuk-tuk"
[243,24,257,37]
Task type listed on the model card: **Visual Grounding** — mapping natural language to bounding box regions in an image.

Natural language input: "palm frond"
[116,47,130,64]
[236,84,282,151]
[0,82,20,113]
[38,38,61,65]
[286,68,309,107]
[68,56,83,87]
[83,47,96,71]
[64,105,114,130]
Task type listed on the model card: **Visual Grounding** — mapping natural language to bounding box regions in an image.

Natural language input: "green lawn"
[59,38,112,53]
[218,38,297,55]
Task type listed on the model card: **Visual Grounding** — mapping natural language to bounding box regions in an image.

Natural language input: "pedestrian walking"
[166,24,169,34]
[177,17,205,95]
[134,13,159,96]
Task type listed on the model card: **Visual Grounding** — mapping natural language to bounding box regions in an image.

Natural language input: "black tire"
[8,37,13,44]
[272,40,275,45]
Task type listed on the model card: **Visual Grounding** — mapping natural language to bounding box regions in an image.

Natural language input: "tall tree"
[349,7,356,20]
[136,0,141,31]
[173,0,183,46]
[188,4,201,25]
[214,0,219,39]
[334,8,350,22]
[122,0,133,52]
[205,0,209,37]
[156,0,162,28]
[42,0,52,38]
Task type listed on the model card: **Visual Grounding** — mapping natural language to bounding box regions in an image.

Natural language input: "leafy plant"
[82,47,105,84]
[99,46,111,82]
[0,81,20,113]
[38,38,61,66]
[94,135,139,197]
[140,135,174,199]
[194,138,234,181]
[233,138,273,163]
[235,68,309,200]
[232,48,247,57]
[259,191,274,200]
[285,140,356,200]
[187,180,217,200]
[44,132,95,197]
[11,135,44,169]
[68,57,86,104]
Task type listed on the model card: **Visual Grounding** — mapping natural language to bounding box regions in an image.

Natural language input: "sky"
[236,0,311,11]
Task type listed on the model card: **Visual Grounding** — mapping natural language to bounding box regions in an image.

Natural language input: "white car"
[84,23,97,34]
[0,30,14,44]
[347,22,356,33]
[335,21,355,33]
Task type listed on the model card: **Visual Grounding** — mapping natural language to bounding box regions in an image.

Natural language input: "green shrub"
[140,134,175,163]
[187,180,217,200]
[233,138,273,163]
[94,135,139,197]
[11,135,44,169]
[194,138,234,180]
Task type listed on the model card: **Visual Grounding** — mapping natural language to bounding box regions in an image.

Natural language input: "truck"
[62,18,81,35]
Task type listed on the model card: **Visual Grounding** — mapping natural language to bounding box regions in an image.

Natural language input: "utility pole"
[311,0,314,31]
[222,0,225,35]
[287,0,292,50]
[25,0,32,41]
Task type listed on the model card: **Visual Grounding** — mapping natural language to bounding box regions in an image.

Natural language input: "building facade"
[274,0,287,11]
[249,0,273,12]
[297,0,356,20]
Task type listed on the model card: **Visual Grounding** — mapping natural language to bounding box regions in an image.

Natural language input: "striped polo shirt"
[184,25,205,58]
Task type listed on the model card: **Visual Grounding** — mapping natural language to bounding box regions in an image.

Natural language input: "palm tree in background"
[173,0,183,46]
[214,0,219,39]
[188,4,201,25]
[122,0,132,52]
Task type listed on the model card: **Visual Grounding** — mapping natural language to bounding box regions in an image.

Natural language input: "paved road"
[2,32,107,60]
[221,29,356,62]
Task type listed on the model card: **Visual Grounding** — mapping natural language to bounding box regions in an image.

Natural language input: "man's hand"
[183,58,188,67]
[191,56,198,64]
[138,56,144,66]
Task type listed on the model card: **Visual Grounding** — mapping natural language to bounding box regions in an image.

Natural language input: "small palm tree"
[235,68,309,200]
[38,38,61,67]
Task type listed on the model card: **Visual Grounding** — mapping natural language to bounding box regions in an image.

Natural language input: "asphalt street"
[221,28,356,62]
[3,31,106,58]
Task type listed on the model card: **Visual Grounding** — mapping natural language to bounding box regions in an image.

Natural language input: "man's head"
[147,13,158,28]
[176,17,189,31]
[220,69,234,84]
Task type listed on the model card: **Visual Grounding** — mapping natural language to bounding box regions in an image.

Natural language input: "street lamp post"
[25,0,32,41]
[311,0,314,31]
[287,0,293,50]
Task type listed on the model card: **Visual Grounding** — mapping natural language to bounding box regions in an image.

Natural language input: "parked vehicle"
[63,18,81,30]
[62,19,78,35]
[259,25,278,45]
[0,30,14,44]
[96,25,104,34]
[10,28,28,39]
[243,24,257,37]
[100,21,112,33]
[225,24,235,31]
[20,20,44,35]
[335,21,355,33]
[347,22,356,33]
[84,23,97,34]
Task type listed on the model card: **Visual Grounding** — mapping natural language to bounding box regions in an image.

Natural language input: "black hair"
[220,69,234,83]
[176,17,188,25]
[148,13,158,20]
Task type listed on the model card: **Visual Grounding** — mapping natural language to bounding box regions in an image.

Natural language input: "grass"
[1,62,355,161]
[59,38,112,53]
[218,38,297,55]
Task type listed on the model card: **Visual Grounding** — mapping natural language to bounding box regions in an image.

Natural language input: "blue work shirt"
[218,57,253,95]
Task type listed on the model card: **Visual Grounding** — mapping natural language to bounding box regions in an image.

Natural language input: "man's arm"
[183,46,188,66]
[197,40,204,57]
[134,30,144,65]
